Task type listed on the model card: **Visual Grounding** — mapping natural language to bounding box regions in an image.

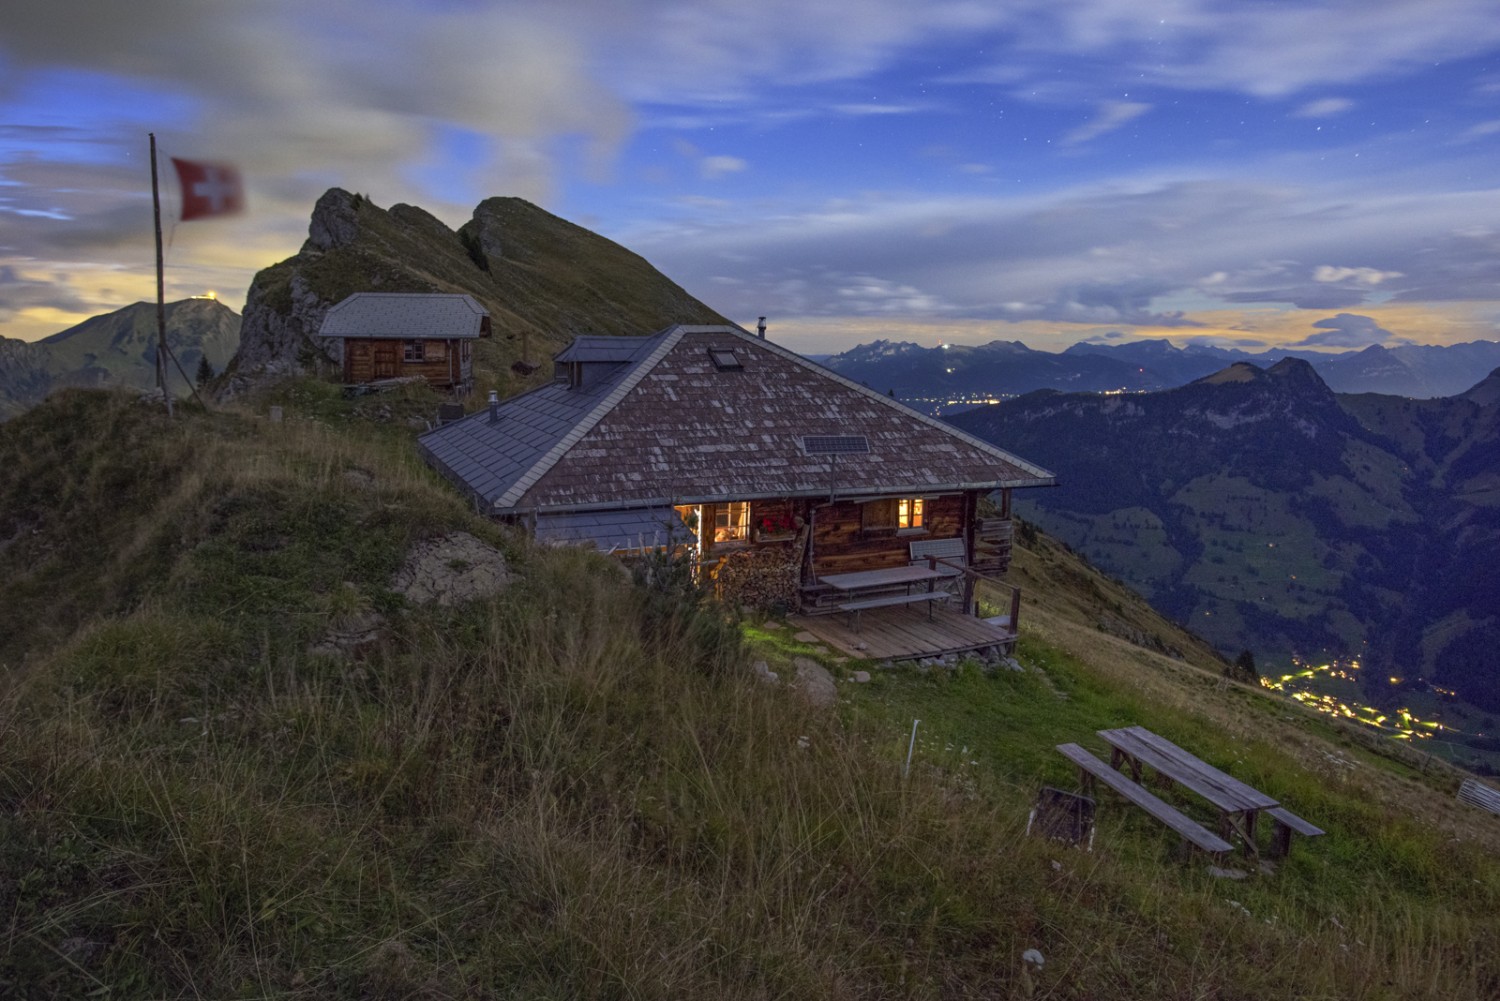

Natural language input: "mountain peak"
[1195,361,1262,385]
[226,188,727,395]
[1265,355,1330,391]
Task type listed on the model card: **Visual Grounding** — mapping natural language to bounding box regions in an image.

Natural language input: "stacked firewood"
[714,544,801,613]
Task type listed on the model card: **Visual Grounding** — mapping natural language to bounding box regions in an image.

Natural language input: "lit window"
[403,340,426,363]
[713,501,749,543]
[862,497,925,531]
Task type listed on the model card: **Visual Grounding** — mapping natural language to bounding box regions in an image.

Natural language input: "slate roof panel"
[319,293,489,340]
[418,325,1055,514]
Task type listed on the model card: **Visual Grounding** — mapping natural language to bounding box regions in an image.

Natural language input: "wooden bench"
[839,590,950,630]
[1057,743,1233,855]
[1265,806,1325,858]
[1458,777,1500,816]
[909,537,967,579]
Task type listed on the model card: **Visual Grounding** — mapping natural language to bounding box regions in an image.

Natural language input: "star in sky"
[3,0,1499,357]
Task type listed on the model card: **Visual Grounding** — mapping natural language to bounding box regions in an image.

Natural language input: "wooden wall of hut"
[344,339,469,387]
[808,494,966,577]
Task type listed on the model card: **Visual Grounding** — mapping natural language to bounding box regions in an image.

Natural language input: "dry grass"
[1,388,1498,999]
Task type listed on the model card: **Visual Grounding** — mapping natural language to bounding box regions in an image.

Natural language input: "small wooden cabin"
[417,324,1054,615]
[319,292,490,391]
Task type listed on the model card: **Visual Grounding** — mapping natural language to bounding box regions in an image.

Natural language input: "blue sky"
[3,0,1500,356]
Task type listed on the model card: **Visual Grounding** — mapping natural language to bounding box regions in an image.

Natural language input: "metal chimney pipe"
[487,389,500,424]
[757,316,767,339]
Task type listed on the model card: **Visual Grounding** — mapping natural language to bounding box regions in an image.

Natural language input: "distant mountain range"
[0,298,240,420]
[824,337,1500,412]
[948,361,1500,712]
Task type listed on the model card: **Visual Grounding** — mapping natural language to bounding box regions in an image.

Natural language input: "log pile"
[714,544,801,613]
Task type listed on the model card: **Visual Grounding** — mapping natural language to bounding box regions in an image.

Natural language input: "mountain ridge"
[948,358,1500,716]
[825,335,1500,410]
[0,298,239,420]
[224,189,729,396]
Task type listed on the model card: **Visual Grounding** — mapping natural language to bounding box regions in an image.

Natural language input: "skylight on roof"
[708,347,742,371]
[802,434,870,455]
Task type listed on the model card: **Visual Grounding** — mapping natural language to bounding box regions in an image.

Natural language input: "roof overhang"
[498,479,1055,517]
[533,506,697,553]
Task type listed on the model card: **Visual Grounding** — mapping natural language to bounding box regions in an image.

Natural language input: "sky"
[4,0,1500,357]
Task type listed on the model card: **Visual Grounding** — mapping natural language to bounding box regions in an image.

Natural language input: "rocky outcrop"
[223,188,731,398]
[390,532,510,606]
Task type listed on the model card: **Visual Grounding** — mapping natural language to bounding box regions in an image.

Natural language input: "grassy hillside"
[2,388,1498,999]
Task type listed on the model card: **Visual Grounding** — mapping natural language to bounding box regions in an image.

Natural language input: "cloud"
[701,155,748,179]
[1294,98,1354,118]
[1223,286,1371,310]
[1061,101,1150,146]
[1313,265,1404,285]
[1459,119,1500,141]
[1292,312,1402,348]
[632,175,1500,330]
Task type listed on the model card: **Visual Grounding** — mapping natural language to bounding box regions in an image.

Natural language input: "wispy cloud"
[1294,97,1354,118]
[1061,101,1151,146]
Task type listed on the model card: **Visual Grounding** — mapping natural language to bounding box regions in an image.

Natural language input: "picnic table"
[819,565,950,630]
[1098,726,1278,854]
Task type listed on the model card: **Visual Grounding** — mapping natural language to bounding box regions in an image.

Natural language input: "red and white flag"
[171,157,245,220]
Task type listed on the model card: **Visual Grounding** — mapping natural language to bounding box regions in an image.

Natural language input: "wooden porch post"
[962,490,978,615]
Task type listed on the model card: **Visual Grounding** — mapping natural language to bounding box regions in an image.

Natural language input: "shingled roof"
[319,292,489,340]
[418,324,1055,515]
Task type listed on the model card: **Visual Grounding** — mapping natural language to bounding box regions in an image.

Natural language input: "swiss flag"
[172,157,245,220]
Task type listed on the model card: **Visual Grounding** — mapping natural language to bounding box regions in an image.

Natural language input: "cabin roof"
[318,292,489,340]
[418,324,1055,515]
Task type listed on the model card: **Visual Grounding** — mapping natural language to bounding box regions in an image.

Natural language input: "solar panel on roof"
[802,434,870,455]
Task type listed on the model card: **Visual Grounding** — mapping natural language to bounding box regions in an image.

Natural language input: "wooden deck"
[787,604,1016,661]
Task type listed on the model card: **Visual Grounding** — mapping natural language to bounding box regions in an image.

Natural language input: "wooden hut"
[319,292,490,391]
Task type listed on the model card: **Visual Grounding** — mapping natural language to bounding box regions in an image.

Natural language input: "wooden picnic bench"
[1057,742,1233,855]
[820,565,949,632]
[1098,726,1323,859]
[1264,806,1324,858]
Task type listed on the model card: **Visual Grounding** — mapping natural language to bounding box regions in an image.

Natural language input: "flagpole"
[149,132,173,417]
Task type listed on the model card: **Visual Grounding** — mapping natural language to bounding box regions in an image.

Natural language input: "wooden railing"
[972,518,1014,575]
[922,556,1021,636]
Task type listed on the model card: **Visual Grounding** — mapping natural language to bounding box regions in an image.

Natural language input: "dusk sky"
[4,0,1500,356]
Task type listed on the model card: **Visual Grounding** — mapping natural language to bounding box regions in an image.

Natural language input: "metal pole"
[903,719,920,779]
[149,133,173,417]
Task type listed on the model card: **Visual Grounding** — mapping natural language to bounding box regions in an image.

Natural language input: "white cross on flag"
[171,157,245,220]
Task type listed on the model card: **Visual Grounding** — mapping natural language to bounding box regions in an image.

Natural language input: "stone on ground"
[391,532,510,606]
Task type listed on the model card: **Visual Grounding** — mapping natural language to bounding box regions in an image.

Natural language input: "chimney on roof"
[757,316,767,339]
[487,389,500,424]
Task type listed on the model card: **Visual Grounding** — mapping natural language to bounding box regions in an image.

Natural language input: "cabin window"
[863,497,925,532]
[403,340,426,363]
[712,501,750,543]
[709,348,742,371]
[899,497,924,529]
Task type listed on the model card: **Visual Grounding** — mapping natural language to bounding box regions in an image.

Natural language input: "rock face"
[390,532,510,606]
[223,188,729,397]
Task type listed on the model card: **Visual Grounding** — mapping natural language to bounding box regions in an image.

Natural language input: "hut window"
[712,501,749,543]
[863,497,924,531]
[403,340,426,363]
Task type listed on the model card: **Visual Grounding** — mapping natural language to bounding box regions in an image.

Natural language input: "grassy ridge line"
[0,387,1496,998]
